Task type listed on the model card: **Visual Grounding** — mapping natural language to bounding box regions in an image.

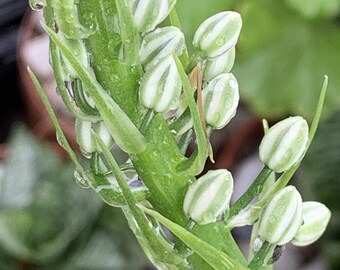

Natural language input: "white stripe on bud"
[203,47,235,82]
[292,201,331,246]
[139,55,182,113]
[202,73,239,129]
[129,0,175,33]
[258,186,303,245]
[259,116,309,173]
[140,26,185,70]
[183,169,234,225]
[193,11,242,58]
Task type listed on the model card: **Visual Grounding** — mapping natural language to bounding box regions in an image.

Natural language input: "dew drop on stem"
[74,169,90,189]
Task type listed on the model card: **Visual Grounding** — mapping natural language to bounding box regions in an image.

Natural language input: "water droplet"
[253,237,263,252]
[56,132,66,149]
[80,147,92,159]
[74,170,90,189]
[29,0,46,10]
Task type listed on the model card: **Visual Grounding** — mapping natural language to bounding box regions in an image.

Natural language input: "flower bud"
[203,47,235,82]
[258,186,303,245]
[139,55,182,113]
[259,116,309,173]
[292,201,331,246]
[76,120,114,157]
[140,26,185,71]
[129,0,175,33]
[59,36,89,80]
[202,73,239,129]
[183,169,234,225]
[193,11,242,58]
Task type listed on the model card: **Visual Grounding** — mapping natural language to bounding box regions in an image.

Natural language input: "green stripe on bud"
[76,119,114,157]
[259,116,309,173]
[193,11,242,58]
[202,73,239,129]
[183,169,234,225]
[139,55,182,113]
[203,47,235,82]
[258,186,303,245]
[292,201,331,246]
[140,26,185,71]
[129,0,176,33]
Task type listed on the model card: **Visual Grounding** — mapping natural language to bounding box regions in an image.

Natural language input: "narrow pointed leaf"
[138,204,249,270]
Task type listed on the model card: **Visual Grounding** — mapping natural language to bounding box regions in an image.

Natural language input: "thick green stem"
[228,166,273,219]
[248,241,275,269]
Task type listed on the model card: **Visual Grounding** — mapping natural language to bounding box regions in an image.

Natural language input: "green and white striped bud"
[259,116,309,173]
[202,73,239,129]
[258,186,303,245]
[139,55,182,113]
[193,11,242,58]
[58,35,89,81]
[292,201,331,246]
[140,26,185,70]
[203,47,235,82]
[129,0,176,33]
[76,120,114,157]
[183,169,234,225]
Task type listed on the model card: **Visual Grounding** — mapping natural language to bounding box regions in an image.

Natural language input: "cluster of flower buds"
[183,169,234,225]
[75,119,114,157]
[193,11,242,131]
[259,116,309,173]
[257,186,331,247]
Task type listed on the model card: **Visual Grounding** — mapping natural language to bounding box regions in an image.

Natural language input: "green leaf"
[234,0,340,119]
[138,204,249,270]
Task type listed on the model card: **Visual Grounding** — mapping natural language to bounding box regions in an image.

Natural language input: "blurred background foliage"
[0,126,148,269]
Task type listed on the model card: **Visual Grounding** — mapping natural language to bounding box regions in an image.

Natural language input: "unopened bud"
[258,186,303,245]
[59,36,89,80]
[203,47,235,82]
[292,201,331,246]
[202,73,239,129]
[76,120,114,157]
[259,116,309,173]
[129,0,175,33]
[183,169,234,225]
[140,26,185,70]
[193,11,242,58]
[139,56,182,113]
